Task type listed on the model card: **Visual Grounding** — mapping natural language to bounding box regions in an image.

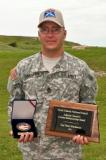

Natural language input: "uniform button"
[47,87,51,93]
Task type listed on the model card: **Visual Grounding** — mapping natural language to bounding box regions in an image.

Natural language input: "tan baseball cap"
[38,8,65,27]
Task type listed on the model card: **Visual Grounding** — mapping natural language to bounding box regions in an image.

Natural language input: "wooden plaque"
[45,100,100,143]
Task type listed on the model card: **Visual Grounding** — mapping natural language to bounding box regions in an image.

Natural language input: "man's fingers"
[72,135,89,145]
[23,132,30,143]
[28,132,34,142]
[23,132,34,143]
[78,135,84,144]
[73,135,81,144]
[83,136,89,144]
[18,133,25,142]
[18,132,34,143]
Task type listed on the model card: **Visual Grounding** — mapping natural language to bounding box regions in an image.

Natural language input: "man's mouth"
[47,41,56,43]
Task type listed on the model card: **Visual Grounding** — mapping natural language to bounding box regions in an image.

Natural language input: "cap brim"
[38,19,63,27]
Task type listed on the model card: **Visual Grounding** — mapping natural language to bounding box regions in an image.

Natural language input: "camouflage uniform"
[7,52,97,160]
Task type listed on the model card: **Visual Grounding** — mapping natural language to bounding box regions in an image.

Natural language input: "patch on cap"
[44,9,56,18]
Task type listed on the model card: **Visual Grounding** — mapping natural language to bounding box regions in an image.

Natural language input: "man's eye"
[53,28,58,31]
[53,28,62,33]
[41,28,48,32]
[55,28,59,31]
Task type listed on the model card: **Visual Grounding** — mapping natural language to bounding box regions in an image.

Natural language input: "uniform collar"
[32,52,70,73]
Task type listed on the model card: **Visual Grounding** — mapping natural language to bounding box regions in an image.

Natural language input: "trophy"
[11,100,37,138]
[45,100,100,143]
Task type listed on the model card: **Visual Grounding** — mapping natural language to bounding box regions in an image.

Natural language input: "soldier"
[7,8,97,160]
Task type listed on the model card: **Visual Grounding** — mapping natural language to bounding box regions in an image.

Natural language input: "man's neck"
[41,48,64,58]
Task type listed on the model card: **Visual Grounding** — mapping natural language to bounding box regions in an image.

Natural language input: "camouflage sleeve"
[79,64,98,104]
[7,65,25,124]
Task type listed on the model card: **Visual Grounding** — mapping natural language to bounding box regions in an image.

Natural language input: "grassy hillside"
[0,35,106,71]
[0,35,106,160]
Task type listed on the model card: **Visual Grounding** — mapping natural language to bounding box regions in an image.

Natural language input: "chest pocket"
[22,75,46,100]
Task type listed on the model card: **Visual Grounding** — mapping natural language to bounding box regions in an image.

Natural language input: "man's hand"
[18,132,34,143]
[72,135,89,145]
[9,130,34,143]
[10,67,17,80]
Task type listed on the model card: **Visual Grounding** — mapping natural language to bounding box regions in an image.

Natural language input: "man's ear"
[64,30,67,39]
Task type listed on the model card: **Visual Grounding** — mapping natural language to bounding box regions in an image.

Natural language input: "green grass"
[65,47,106,71]
[0,35,106,160]
[82,77,106,160]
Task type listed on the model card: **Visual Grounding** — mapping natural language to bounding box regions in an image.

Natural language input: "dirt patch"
[72,45,87,50]
[95,71,106,77]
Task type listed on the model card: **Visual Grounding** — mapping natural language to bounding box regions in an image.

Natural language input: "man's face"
[38,21,66,53]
